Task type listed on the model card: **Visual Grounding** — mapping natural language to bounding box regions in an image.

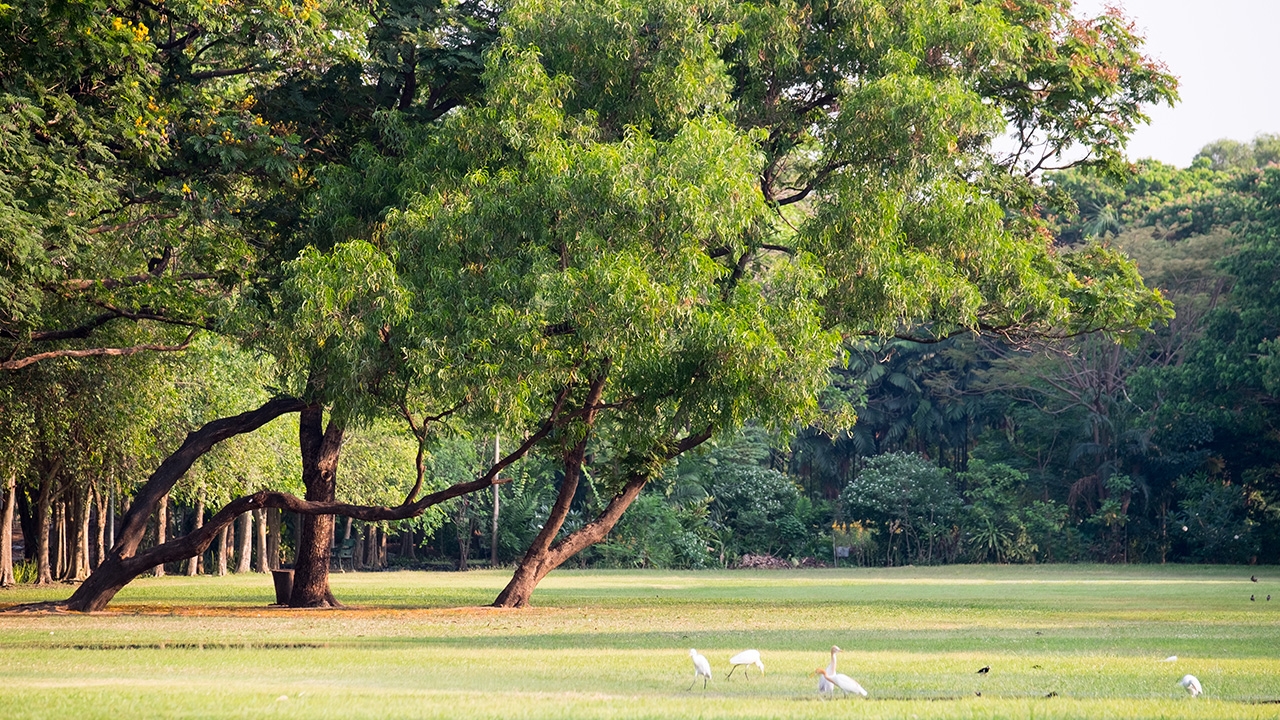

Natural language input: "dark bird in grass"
[1045,691,1058,698]
[1032,665,1043,669]
[1252,595,1256,601]
[977,666,990,674]
[1252,575,1258,582]
[975,691,981,697]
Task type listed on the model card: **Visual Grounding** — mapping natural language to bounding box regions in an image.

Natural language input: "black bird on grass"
[1253,575,1259,582]
[977,666,990,674]
[1251,595,1256,601]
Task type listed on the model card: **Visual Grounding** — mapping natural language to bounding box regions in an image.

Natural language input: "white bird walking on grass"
[727,649,764,679]
[814,668,868,698]
[1179,674,1203,697]
[687,649,712,690]
[817,646,841,694]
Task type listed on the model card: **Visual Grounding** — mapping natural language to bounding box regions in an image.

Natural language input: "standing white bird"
[815,668,868,698]
[817,646,842,694]
[687,649,712,690]
[727,649,764,679]
[1179,674,1203,697]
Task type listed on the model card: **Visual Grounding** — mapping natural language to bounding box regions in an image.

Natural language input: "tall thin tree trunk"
[73,487,90,580]
[106,483,114,552]
[94,485,107,570]
[187,495,204,576]
[354,525,366,570]
[254,509,267,572]
[289,405,344,607]
[216,525,228,576]
[266,508,280,570]
[54,500,66,580]
[378,526,386,568]
[365,525,378,570]
[491,435,500,566]
[154,494,168,577]
[400,523,415,561]
[455,497,471,571]
[1,472,15,586]
[235,512,252,573]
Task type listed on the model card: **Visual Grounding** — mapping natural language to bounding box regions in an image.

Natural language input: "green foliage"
[841,452,960,565]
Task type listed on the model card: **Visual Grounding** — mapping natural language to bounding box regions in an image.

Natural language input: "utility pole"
[491,434,500,566]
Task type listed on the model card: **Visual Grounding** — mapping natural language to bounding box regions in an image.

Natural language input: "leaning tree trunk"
[493,428,710,608]
[52,397,306,611]
[235,512,252,573]
[1,472,15,586]
[288,405,344,607]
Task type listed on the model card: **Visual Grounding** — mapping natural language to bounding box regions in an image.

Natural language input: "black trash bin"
[271,569,294,605]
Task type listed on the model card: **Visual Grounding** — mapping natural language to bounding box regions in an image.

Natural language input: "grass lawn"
[2,564,1278,719]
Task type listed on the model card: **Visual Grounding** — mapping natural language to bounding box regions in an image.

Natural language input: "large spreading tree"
[7,0,1176,611]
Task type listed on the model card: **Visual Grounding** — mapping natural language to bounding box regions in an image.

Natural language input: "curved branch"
[0,331,197,371]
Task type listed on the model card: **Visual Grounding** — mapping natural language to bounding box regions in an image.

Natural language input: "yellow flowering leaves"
[111,17,149,43]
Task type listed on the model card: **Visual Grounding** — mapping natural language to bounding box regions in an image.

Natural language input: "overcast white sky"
[1072,0,1280,167]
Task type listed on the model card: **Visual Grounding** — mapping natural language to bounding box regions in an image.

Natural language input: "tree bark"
[72,488,90,580]
[153,494,168,577]
[289,405,344,607]
[266,507,280,570]
[93,485,107,570]
[253,509,267,572]
[186,495,204,576]
[216,526,228,576]
[491,435,500,566]
[235,512,252,573]
[34,463,56,584]
[400,523,415,561]
[1,472,15,586]
[493,427,711,608]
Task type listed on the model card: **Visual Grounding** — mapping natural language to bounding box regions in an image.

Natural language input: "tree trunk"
[400,523,415,561]
[266,508,280,570]
[493,438,590,606]
[51,397,305,611]
[187,495,204,576]
[216,525,228,576]
[1,472,15,586]
[254,509,267,572]
[354,525,366,570]
[154,494,168,577]
[235,512,252,573]
[72,488,90,580]
[35,467,53,585]
[492,426,710,608]
[491,435,500,566]
[288,405,344,607]
[455,496,471,571]
[378,526,387,568]
[93,486,107,570]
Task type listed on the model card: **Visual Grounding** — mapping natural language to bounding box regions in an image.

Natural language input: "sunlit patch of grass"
[2,565,1279,718]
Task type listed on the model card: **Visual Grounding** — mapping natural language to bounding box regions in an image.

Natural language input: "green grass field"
[2,565,1278,719]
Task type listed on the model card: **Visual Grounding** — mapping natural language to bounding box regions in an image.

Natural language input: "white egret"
[814,668,868,698]
[817,645,842,694]
[687,649,712,690]
[1179,674,1203,697]
[727,649,764,679]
